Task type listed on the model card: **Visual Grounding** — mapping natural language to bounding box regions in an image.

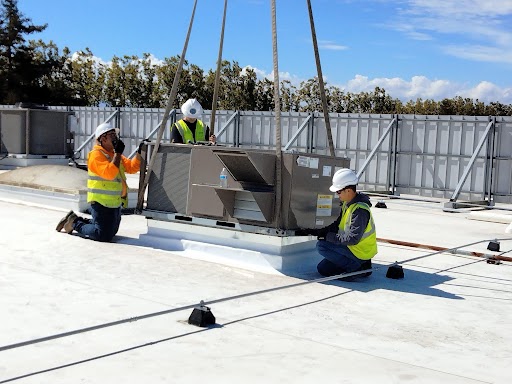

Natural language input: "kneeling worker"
[56,123,142,242]
[170,98,216,144]
[299,168,377,278]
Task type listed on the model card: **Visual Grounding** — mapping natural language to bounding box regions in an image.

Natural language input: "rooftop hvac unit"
[143,144,350,231]
[0,107,76,156]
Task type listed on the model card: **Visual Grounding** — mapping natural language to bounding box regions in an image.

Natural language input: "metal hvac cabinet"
[143,144,350,231]
[145,144,193,213]
[187,146,276,222]
[0,107,75,156]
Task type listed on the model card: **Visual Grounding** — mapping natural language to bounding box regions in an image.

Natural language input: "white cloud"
[342,74,512,104]
[70,51,107,66]
[246,66,512,103]
[387,0,512,63]
[318,40,348,50]
[244,65,305,85]
[70,52,166,70]
[242,65,267,78]
[145,53,165,67]
[443,45,512,64]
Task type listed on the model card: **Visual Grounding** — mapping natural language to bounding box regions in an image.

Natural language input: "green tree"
[254,78,274,111]
[295,77,326,112]
[67,48,106,106]
[280,80,299,112]
[0,0,47,103]
[137,53,164,108]
[27,40,76,105]
[154,55,199,109]
[204,60,257,110]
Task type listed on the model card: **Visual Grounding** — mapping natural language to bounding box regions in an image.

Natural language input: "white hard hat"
[329,168,359,192]
[181,98,203,119]
[95,123,119,139]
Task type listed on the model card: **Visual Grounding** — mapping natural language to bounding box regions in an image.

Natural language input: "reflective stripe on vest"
[175,119,205,143]
[87,149,128,208]
[338,202,377,260]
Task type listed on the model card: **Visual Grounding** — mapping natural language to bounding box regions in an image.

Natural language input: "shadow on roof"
[316,263,463,300]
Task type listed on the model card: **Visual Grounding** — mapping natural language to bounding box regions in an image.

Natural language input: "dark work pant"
[316,240,365,276]
[73,202,122,242]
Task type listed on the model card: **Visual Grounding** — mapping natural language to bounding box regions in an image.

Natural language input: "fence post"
[484,116,497,204]
[390,114,399,194]
[308,112,315,154]
[234,110,240,147]
[115,107,121,128]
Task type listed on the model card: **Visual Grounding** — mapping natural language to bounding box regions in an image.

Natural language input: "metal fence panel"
[495,116,512,202]
[2,104,511,204]
[394,115,492,201]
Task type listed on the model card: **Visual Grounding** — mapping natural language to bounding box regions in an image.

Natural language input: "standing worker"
[170,98,216,144]
[298,168,377,279]
[55,123,143,242]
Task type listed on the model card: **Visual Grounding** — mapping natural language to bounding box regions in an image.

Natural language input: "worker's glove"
[114,139,125,154]
[295,228,321,237]
[325,232,339,243]
[137,139,150,154]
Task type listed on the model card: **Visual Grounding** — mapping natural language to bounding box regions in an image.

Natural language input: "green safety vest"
[174,119,205,143]
[338,202,377,260]
[87,149,128,208]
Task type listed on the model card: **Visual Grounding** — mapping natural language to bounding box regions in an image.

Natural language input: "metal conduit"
[0,237,509,354]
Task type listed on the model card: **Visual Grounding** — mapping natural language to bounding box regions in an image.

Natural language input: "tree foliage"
[1,0,511,116]
[0,0,47,103]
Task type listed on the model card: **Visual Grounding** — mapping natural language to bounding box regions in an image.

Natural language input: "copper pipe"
[377,237,512,262]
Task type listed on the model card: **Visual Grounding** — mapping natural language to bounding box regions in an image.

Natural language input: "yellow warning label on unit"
[316,194,333,216]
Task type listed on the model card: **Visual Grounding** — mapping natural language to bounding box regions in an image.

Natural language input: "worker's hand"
[295,228,319,237]
[137,139,150,154]
[209,134,216,144]
[325,232,339,243]
[114,139,125,154]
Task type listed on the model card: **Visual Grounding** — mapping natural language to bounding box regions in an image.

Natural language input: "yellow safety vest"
[87,149,128,208]
[175,119,205,143]
[338,202,377,260]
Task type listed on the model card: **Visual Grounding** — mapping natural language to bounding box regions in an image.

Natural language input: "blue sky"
[18,0,512,104]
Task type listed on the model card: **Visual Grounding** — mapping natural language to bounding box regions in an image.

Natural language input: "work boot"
[360,260,372,277]
[63,212,78,234]
[56,210,75,232]
[338,260,372,281]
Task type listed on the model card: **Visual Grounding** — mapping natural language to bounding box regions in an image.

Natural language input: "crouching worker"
[56,123,142,242]
[298,168,377,279]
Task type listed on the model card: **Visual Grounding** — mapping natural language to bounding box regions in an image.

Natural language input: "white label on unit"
[322,165,332,177]
[297,156,309,167]
[309,157,319,169]
[316,194,333,216]
[315,219,324,226]
[312,173,319,179]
